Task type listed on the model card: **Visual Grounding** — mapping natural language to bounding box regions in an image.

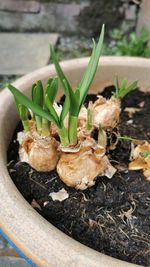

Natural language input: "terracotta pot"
[0,57,150,267]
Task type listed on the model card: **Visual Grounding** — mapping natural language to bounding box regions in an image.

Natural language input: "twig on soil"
[45,176,57,184]
[131,234,150,245]
[7,160,15,167]
[119,227,129,239]
[29,177,47,190]
[106,213,116,224]
[81,192,89,202]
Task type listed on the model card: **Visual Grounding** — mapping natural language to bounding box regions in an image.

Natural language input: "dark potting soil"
[7,87,150,266]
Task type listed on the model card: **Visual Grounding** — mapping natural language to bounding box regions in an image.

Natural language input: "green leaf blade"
[78,24,105,109]
[63,79,79,116]
[60,95,70,125]
[8,84,59,127]
[50,44,73,94]
[45,77,58,104]
[45,94,60,127]
[33,80,43,107]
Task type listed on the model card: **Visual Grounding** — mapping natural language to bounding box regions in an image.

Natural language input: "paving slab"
[0,257,30,267]
[0,33,59,75]
[0,0,40,13]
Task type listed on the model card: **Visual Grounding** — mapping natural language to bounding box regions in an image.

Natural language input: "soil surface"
[7,86,150,266]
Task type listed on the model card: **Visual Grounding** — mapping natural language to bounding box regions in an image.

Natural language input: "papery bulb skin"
[93,96,121,129]
[78,106,87,128]
[129,141,150,181]
[57,137,116,190]
[18,131,59,172]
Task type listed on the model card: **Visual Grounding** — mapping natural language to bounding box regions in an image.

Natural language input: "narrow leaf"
[121,79,127,91]
[79,24,105,109]
[45,94,60,126]
[119,80,138,98]
[18,104,28,121]
[63,79,79,116]
[114,76,119,96]
[126,80,138,94]
[46,77,58,103]
[34,80,43,106]
[32,83,36,102]
[8,84,59,126]
[50,44,73,94]
[60,95,70,124]
[143,149,150,158]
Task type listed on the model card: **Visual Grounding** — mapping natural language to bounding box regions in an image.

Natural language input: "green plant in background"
[103,27,150,57]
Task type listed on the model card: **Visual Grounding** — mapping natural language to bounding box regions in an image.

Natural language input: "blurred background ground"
[0,0,150,266]
[0,0,149,83]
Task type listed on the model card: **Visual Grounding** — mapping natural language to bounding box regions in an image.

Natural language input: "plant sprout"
[86,102,93,131]
[19,104,30,132]
[8,24,105,148]
[118,135,145,145]
[92,77,138,130]
[8,77,59,136]
[143,149,150,158]
[113,77,138,99]
[50,24,104,145]
[7,24,143,189]
[8,77,61,172]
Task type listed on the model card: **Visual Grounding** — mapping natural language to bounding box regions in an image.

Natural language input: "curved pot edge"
[0,56,149,267]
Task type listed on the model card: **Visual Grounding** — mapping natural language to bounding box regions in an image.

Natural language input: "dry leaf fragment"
[129,141,150,181]
[18,131,60,172]
[49,188,69,202]
[144,169,150,181]
[124,107,140,118]
[129,158,148,170]
[31,199,42,210]
[89,219,98,227]
[115,163,127,172]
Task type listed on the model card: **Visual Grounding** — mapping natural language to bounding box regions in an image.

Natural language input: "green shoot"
[98,124,107,148]
[32,80,43,134]
[45,77,58,103]
[117,135,136,142]
[18,104,30,133]
[118,135,144,145]
[8,83,70,146]
[143,149,150,158]
[50,24,105,145]
[44,92,70,146]
[86,102,93,131]
[42,77,58,136]
[78,26,104,109]
[8,25,105,147]
[8,84,60,126]
[113,77,138,99]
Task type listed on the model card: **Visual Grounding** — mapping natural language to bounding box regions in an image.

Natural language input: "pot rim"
[1,56,149,267]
